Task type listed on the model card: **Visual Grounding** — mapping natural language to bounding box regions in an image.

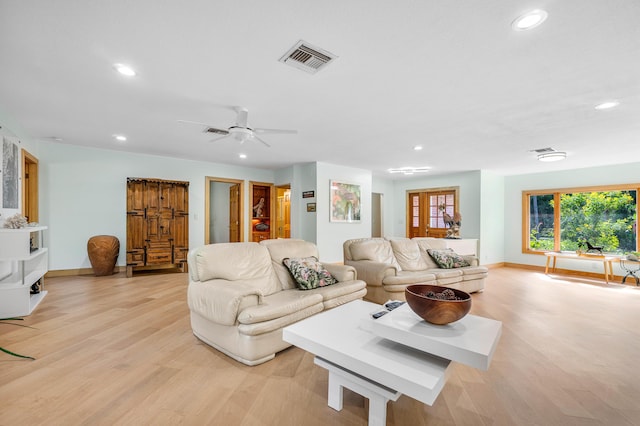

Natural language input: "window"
[523,185,638,254]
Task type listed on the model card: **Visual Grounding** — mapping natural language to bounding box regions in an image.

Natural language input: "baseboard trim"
[46,266,126,278]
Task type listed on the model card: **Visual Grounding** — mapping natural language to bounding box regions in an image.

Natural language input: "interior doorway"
[372,192,383,237]
[21,149,39,222]
[205,177,244,244]
[275,185,291,238]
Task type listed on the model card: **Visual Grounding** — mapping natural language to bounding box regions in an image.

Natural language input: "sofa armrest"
[187,279,264,326]
[322,263,357,282]
[462,255,479,266]
[345,260,397,286]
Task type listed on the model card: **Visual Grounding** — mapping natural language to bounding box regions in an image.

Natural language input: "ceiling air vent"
[529,147,556,154]
[279,40,337,74]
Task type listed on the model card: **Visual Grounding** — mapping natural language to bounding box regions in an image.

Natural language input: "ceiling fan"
[178,106,297,147]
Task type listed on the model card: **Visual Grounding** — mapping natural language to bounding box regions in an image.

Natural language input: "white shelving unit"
[0,226,48,317]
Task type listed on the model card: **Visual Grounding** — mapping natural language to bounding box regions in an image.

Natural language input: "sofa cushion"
[413,240,440,269]
[427,249,470,269]
[350,239,402,271]
[238,290,323,324]
[390,239,429,271]
[261,239,319,290]
[191,243,280,296]
[283,257,338,290]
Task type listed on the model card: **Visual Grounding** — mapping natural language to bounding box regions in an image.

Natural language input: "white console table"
[442,238,478,256]
[0,226,48,317]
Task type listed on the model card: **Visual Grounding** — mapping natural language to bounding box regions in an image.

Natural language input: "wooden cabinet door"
[126,180,146,266]
[145,181,173,250]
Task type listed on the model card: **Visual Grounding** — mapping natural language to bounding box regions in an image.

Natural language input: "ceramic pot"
[87,235,120,276]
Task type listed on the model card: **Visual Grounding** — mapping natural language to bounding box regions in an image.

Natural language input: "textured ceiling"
[1,0,639,178]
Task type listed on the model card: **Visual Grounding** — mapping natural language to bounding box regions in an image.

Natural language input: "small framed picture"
[307,202,316,212]
[302,190,315,198]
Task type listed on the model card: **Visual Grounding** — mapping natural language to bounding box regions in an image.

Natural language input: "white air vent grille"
[279,41,336,74]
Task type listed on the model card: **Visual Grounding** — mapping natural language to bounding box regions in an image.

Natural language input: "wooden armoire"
[126,178,189,277]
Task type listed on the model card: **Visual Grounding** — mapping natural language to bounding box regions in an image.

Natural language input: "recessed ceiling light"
[239,153,247,159]
[113,134,127,142]
[113,63,136,77]
[512,9,548,31]
[595,101,620,110]
[413,145,423,151]
[538,151,566,162]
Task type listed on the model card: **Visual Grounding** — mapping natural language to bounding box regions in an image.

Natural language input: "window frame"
[522,183,639,255]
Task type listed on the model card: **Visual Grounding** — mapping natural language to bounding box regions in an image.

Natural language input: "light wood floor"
[1,268,640,426]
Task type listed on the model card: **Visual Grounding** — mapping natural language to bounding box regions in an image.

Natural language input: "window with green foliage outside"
[526,187,638,255]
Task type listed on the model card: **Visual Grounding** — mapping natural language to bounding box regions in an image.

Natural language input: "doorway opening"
[372,192,383,237]
[205,177,244,244]
[407,187,459,238]
[21,149,39,222]
[275,185,291,238]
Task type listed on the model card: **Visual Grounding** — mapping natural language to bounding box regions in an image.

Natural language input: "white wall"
[479,171,505,265]
[315,162,372,263]
[37,142,274,270]
[294,163,318,243]
[504,162,640,274]
[372,175,395,238]
[391,171,482,239]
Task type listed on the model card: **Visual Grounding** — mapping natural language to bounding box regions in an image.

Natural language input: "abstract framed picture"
[1,137,19,210]
[330,180,361,222]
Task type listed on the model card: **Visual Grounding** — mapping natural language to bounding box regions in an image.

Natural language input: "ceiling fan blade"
[209,135,231,143]
[253,135,271,148]
[253,128,298,135]
[178,119,229,134]
[205,127,229,135]
[177,119,213,126]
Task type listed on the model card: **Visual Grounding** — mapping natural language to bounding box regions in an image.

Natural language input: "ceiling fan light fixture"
[537,151,566,162]
[512,9,548,31]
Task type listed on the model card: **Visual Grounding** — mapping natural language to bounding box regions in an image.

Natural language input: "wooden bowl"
[405,284,472,325]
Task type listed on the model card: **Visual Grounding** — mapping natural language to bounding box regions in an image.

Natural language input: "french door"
[407,188,458,238]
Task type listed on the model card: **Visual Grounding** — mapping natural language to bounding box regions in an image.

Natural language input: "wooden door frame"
[275,184,291,238]
[405,186,459,237]
[21,149,39,223]
[205,177,244,244]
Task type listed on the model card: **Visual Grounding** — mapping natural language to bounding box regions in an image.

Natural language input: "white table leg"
[327,371,344,411]
[316,357,401,426]
[368,393,388,426]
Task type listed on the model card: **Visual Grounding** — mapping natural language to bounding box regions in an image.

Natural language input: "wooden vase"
[87,235,120,276]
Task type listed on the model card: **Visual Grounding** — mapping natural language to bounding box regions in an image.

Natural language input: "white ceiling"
[1,1,639,178]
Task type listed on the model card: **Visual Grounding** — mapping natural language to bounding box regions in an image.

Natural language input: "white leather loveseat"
[187,239,367,365]
[343,237,487,304]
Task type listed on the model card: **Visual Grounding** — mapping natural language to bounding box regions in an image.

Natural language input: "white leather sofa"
[187,239,367,365]
[343,237,487,304]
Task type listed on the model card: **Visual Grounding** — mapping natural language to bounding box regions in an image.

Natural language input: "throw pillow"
[283,256,338,290]
[427,249,470,269]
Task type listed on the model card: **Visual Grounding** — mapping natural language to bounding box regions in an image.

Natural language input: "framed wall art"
[1,137,20,212]
[330,180,361,223]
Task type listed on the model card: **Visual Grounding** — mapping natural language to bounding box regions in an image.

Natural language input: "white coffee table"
[283,299,501,426]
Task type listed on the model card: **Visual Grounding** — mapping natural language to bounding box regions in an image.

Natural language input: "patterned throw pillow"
[283,257,338,290]
[427,249,470,269]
